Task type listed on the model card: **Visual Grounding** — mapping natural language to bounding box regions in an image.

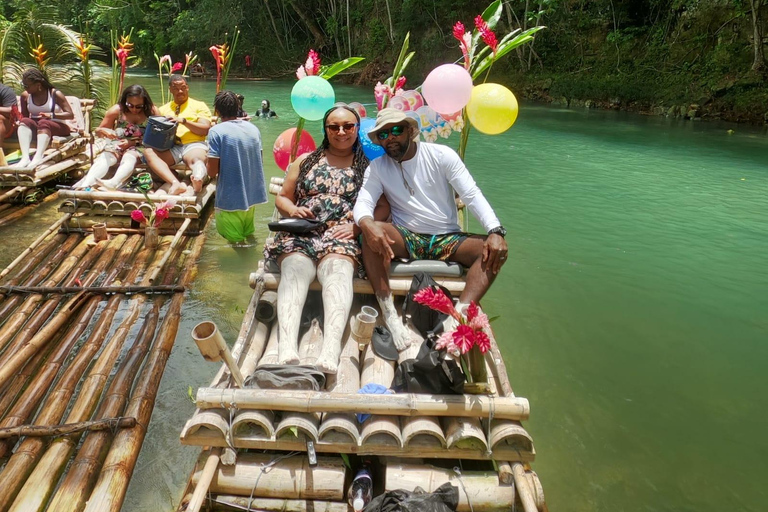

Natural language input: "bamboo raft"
[0,216,207,511]
[178,265,546,510]
[0,98,100,193]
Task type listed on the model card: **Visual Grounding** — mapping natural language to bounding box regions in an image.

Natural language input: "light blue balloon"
[359,117,385,160]
[290,76,336,121]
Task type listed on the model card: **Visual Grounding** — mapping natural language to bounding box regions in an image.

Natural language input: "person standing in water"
[258,99,278,119]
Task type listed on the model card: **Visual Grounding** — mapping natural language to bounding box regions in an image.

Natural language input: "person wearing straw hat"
[353,108,508,351]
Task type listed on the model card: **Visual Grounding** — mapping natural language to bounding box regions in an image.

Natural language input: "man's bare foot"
[191,177,203,193]
[168,181,187,195]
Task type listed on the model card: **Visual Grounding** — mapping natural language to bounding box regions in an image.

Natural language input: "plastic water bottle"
[348,466,373,511]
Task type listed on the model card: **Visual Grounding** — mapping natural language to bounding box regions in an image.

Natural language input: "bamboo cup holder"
[351,306,378,351]
[92,222,108,242]
[192,321,245,388]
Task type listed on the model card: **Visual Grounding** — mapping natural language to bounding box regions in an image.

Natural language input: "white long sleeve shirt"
[353,142,500,235]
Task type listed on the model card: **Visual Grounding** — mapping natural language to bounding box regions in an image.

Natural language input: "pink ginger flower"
[474,330,491,353]
[435,331,460,358]
[452,324,476,354]
[296,65,307,80]
[154,208,169,226]
[374,81,391,110]
[474,15,498,55]
[413,286,459,319]
[131,209,147,224]
[159,54,172,67]
[306,49,321,75]
[171,62,183,73]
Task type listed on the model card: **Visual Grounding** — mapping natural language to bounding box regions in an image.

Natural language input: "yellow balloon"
[466,83,519,135]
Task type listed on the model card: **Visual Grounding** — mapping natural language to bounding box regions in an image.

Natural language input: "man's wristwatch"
[180,118,187,125]
[488,226,507,238]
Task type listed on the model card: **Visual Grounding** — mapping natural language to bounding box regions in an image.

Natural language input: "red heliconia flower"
[454,20,472,69]
[413,286,459,319]
[131,209,147,224]
[171,62,183,73]
[475,15,498,55]
[154,207,169,226]
[115,48,129,67]
[452,324,476,354]
[474,330,491,354]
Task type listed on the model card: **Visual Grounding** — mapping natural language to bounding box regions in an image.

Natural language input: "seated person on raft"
[74,85,159,190]
[0,83,18,167]
[353,108,509,351]
[143,74,211,195]
[263,105,388,374]
[12,68,76,170]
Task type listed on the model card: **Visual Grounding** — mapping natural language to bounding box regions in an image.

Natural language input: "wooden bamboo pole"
[251,271,466,296]
[0,236,145,511]
[185,448,222,512]
[512,463,540,512]
[14,301,163,512]
[0,235,85,355]
[83,235,206,512]
[0,234,66,319]
[58,189,198,204]
[202,496,347,512]
[46,247,186,512]
[196,389,530,421]
[0,214,72,281]
[149,217,191,282]
[0,186,26,204]
[0,284,185,295]
[0,417,135,439]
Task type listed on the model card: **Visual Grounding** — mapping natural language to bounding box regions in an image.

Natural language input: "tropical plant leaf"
[482,0,504,30]
[320,57,365,80]
[472,27,544,79]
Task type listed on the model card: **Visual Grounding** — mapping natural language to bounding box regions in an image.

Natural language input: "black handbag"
[391,335,465,395]
[267,218,324,234]
[402,272,451,337]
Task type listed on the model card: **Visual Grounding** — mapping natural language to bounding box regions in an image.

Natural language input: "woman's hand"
[327,223,356,240]
[290,206,315,219]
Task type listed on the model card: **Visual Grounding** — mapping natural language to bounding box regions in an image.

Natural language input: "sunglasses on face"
[125,102,145,110]
[376,124,407,140]
[326,123,359,133]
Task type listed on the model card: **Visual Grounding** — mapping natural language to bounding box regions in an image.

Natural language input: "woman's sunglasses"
[326,123,358,133]
[376,124,406,140]
[125,102,145,110]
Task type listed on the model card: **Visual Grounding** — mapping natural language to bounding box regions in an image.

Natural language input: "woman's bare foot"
[168,181,187,195]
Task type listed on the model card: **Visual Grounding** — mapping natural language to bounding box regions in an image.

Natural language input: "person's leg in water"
[73,151,118,189]
[277,253,316,365]
[314,255,355,374]
[97,151,139,190]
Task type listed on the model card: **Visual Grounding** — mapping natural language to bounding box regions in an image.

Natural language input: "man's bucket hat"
[368,108,419,145]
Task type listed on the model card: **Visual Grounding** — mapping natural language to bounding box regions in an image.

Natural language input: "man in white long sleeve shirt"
[353,109,508,350]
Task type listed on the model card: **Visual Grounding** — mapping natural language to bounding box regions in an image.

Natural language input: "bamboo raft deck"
[0,99,100,194]
[177,263,547,512]
[0,217,207,511]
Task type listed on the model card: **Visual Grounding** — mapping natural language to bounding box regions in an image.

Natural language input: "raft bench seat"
[254,259,466,296]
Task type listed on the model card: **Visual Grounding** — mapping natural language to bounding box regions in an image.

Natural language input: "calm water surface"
[2,76,766,512]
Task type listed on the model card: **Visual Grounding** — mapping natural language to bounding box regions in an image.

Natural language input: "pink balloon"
[421,64,473,115]
[273,128,317,172]
[348,101,367,118]
[387,96,410,112]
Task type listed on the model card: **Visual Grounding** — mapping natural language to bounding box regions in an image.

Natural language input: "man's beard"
[384,140,408,161]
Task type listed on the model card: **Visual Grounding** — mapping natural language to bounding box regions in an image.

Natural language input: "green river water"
[1,75,766,511]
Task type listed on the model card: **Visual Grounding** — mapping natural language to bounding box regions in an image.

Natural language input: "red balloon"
[273,128,317,172]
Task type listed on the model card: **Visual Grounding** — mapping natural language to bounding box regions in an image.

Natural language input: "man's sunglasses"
[125,102,145,110]
[326,123,358,133]
[376,124,407,140]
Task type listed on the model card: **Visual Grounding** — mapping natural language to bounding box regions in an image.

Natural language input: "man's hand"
[290,206,315,219]
[360,219,395,261]
[482,234,508,275]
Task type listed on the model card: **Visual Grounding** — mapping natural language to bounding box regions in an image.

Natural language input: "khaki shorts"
[169,141,207,164]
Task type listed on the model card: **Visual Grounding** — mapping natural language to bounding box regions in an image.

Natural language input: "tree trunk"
[263,0,286,52]
[288,0,325,47]
[750,0,765,71]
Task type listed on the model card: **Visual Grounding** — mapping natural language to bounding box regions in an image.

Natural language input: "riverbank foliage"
[1,0,766,123]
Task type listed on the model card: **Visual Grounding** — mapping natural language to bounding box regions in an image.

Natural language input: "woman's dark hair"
[119,85,154,116]
[298,105,368,190]
[22,68,53,91]
[214,90,240,118]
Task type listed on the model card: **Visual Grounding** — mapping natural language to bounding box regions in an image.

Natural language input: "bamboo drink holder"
[192,321,246,388]
[92,222,108,242]
[144,226,159,249]
[351,305,377,351]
